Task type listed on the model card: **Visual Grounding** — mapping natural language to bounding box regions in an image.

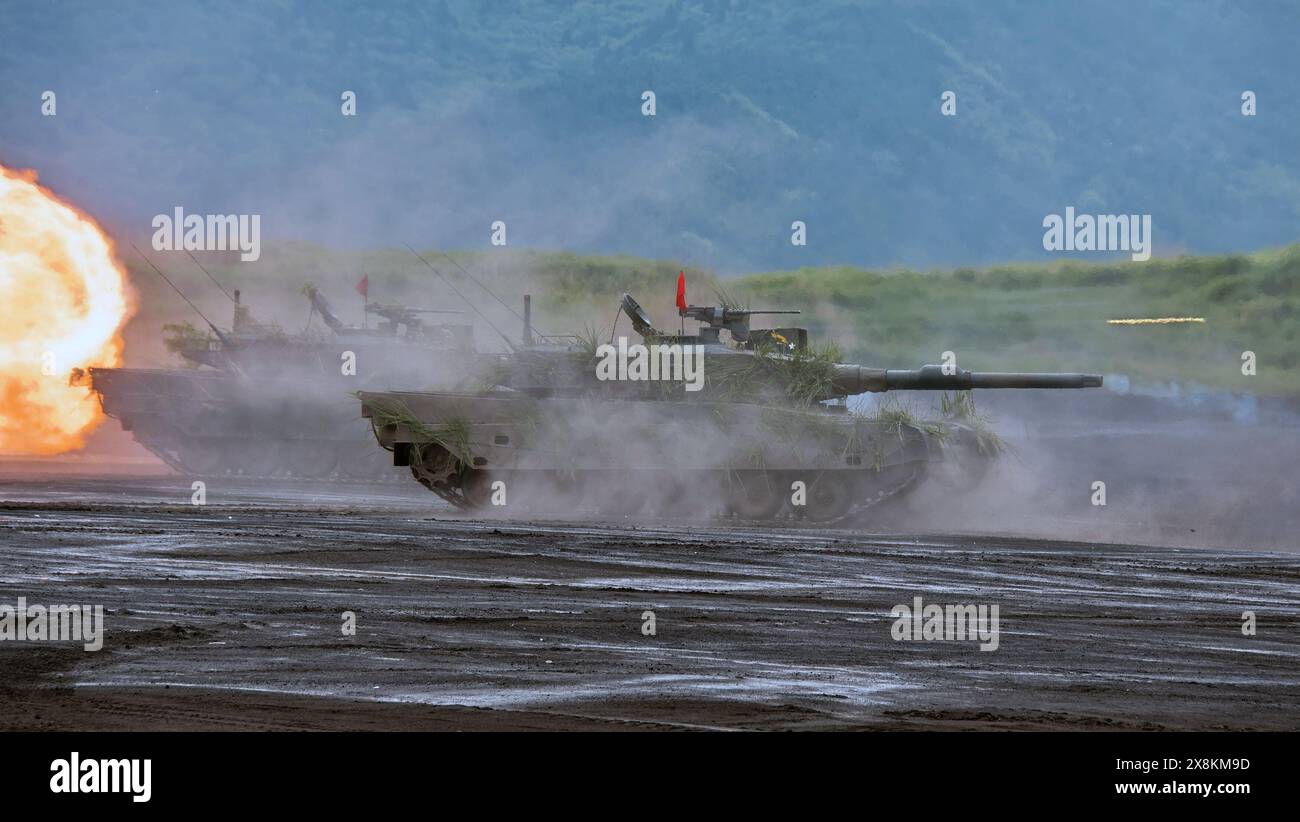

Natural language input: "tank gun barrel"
[830,363,1102,395]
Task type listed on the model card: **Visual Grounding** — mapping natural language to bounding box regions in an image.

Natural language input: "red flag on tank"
[356,274,369,299]
[676,271,687,312]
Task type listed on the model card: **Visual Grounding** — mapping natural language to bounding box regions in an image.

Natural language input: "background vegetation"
[123,241,1300,396]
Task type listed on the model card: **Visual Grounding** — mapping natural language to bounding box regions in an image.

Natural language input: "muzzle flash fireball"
[0,164,130,454]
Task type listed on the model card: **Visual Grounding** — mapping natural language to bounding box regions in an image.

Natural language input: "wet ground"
[1,475,1297,731]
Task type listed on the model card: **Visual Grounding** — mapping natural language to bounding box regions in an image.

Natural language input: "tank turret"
[483,293,1102,402]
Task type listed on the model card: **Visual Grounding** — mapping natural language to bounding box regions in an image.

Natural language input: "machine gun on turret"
[365,303,463,336]
[678,303,801,345]
[623,293,808,350]
[302,284,470,345]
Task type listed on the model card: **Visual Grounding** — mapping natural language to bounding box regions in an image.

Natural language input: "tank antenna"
[184,249,237,303]
[403,244,517,350]
[130,242,231,346]
[608,303,621,345]
[435,250,547,341]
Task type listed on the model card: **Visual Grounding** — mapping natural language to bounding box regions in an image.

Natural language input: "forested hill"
[3,0,1298,271]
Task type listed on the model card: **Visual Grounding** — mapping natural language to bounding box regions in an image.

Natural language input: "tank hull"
[90,367,402,480]
[359,390,990,521]
[86,283,476,479]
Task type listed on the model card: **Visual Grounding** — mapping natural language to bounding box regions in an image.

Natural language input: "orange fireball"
[0,163,131,455]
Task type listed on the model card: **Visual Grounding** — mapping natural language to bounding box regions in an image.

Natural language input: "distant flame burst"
[0,163,131,454]
[1107,317,1205,325]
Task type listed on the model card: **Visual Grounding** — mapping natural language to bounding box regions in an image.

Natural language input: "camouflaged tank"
[88,285,473,480]
[360,294,1101,520]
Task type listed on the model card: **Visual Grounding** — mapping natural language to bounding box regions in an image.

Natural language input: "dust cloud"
[26,241,1297,556]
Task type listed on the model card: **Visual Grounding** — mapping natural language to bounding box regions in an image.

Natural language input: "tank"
[359,293,1102,519]
[87,285,475,480]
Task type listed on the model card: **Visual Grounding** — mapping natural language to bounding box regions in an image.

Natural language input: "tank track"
[397,460,933,523]
[125,427,407,484]
[379,419,949,522]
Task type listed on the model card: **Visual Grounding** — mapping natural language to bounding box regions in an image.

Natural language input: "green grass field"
[734,248,1299,395]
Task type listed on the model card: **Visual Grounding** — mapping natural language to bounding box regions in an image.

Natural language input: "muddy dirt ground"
[1,474,1297,731]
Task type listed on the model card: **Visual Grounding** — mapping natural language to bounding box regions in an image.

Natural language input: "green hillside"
[736,248,1299,395]
[124,242,1300,396]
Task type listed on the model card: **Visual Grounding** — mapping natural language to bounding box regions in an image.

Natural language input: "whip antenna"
[184,249,237,303]
[130,242,230,345]
[436,250,546,340]
[404,244,517,350]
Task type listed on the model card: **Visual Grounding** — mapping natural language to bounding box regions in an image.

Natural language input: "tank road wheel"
[547,471,589,513]
[587,472,646,517]
[232,441,283,477]
[803,473,855,523]
[646,473,723,519]
[460,469,550,513]
[286,441,339,479]
[725,472,785,520]
[176,442,225,476]
[460,467,500,510]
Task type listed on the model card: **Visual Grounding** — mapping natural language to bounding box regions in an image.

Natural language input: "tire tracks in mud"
[1,478,1298,730]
